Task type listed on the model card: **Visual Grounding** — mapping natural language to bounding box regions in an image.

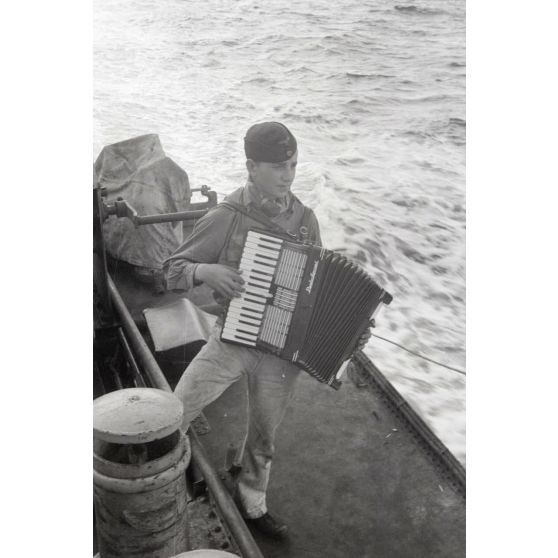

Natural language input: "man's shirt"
[164,181,321,298]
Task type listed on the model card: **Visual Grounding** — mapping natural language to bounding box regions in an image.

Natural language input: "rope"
[370,333,466,376]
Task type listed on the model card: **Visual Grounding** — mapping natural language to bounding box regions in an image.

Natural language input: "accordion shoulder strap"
[220,200,298,240]
[301,206,312,229]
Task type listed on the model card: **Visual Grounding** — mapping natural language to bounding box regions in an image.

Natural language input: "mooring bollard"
[93,388,191,558]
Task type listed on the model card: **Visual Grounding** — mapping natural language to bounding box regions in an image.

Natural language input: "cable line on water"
[370,333,466,376]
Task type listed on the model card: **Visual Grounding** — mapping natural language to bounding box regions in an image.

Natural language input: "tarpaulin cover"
[94,134,191,270]
[144,298,217,352]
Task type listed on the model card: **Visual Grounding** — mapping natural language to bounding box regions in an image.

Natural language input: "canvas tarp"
[143,298,217,352]
[94,134,191,270]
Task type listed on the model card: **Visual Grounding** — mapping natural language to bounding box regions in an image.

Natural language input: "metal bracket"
[100,184,218,227]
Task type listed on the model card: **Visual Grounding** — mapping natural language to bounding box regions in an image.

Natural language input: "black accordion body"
[221,228,392,389]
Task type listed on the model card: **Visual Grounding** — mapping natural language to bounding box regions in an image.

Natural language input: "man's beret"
[244,122,297,163]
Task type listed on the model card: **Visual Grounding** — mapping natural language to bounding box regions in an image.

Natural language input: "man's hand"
[195,264,245,299]
[355,326,372,353]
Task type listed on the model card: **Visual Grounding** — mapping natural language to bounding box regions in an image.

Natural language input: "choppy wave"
[345,72,396,79]
[394,5,449,16]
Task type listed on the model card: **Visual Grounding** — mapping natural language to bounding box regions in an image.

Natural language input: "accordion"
[221,228,392,389]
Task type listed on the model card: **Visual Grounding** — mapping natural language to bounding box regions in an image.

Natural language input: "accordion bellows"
[221,229,392,389]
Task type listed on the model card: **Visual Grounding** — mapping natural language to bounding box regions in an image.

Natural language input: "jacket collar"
[244,178,292,214]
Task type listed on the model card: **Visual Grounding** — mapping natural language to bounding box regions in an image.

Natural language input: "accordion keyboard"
[222,230,285,346]
[221,228,393,389]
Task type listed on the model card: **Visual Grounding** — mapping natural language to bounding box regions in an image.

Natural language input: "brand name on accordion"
[305,261,319,294]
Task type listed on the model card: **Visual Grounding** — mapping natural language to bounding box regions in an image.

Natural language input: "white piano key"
[245,267,273,279]
[239,258,276,275]
[245,267,273,278]
[226,309,262,326]
[224,318,260,335]
[234,292,267,305]
[223,326,257,341]
[229,299,265,314]
[227,313,262,325]
[222,324,258,338]
[243,256,278,270]
[246,256,278,269]
[244,281,271,299]
[243,300,266,314]
[242,285,271,299]
[245,275,272,288]
[242,286,268,296]
[240,254,277,269]
[245,284,272,295]
[243,246,281,261]
[243,243,280,260]
[241,294,269,307]
[247,231,283,245]
[244,239,280,254]
[221,330,257,346]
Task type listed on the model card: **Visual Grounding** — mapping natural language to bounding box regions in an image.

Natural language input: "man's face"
[247,151,298,199]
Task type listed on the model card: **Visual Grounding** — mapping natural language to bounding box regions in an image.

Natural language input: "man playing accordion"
[164,121,370,539]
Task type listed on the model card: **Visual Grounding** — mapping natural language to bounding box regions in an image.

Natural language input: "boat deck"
[107,263,465,558]
[200,360,465,558]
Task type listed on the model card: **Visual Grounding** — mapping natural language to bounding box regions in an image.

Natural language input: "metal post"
[117,328,146,387]
[134,209,211,225]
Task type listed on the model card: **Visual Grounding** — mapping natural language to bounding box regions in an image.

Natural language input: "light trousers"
[174,325,301,518]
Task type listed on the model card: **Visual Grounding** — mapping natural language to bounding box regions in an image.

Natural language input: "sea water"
[94,0,466,464]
